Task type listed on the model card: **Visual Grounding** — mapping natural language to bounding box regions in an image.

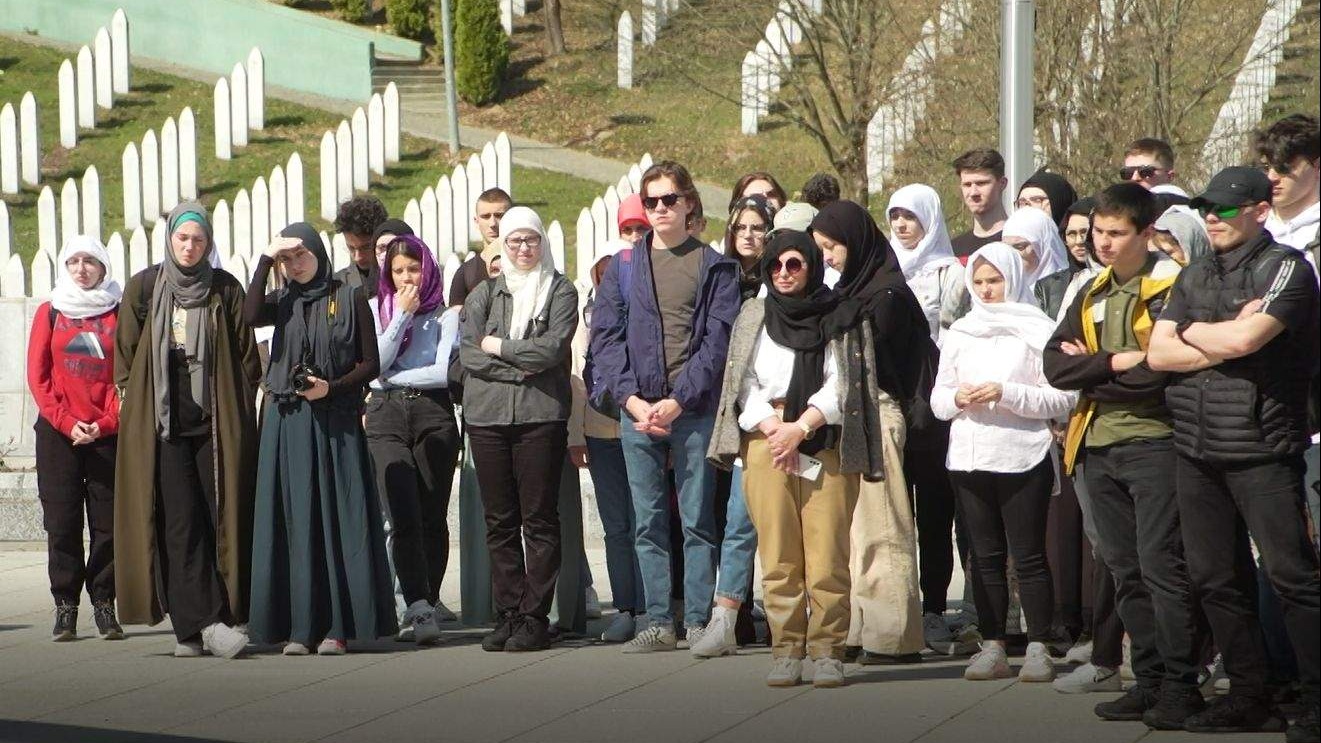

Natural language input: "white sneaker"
[1018,641,1056,682]
[433,601,457,623]
[682,624,706,649]
[964,642,1013,680]
[812,658,846,688]
[201,622,247,659]
[690,608,737,659]
[621,623,677,654]
[282,642,311,656]
[1052,663,1121,693]
[600,612,636,643]
[1064,640,1093,665]
[404,600,442,646]
[1201,653,1229,693]
[317,638,347,656]
[923,612,956,653]
[766,657,803,687]
[173,641,203,658]
[585,587,602,620]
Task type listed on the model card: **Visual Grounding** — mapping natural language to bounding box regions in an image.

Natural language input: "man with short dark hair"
[449,188,513,308]
[1256,114,1320,264]
[1044,183,1202,729]
[950,148,1009,262]
[333,195,389,298]
[1121,138,1178,191]
[801,172,841,209]
[1149,166,1320,740]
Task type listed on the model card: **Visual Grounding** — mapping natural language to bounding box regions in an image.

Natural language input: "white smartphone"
[796,453,823,482]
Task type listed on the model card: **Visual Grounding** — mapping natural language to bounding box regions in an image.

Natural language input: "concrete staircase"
[372,55,449,118]
[1263,0,1320,121]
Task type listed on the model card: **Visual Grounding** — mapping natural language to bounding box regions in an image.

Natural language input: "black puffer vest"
[1164,233,1318,464]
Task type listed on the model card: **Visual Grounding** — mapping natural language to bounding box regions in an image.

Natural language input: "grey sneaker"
[766,657,803,687]
[601,612,636,643]
[812,658,846,688]
[682,624,706,650]
[621,623,677,653]
[1064,640,1093,665]
[433,601,457,623]
[174,641,203,658]
[403,600,442,646]
[1053,663,1121,693]
[201,622,247,659]
[282,642,311,656]
[964,642,1013,680]
[1018,641,1056,682]
[923,612,955,653]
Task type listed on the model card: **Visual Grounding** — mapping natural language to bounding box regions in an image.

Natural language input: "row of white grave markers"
[1,91,47,193]
[54,9,131,152]
[0,222,173,299]
[570,154,653,288]
[740,6,804,135]
[214,48,266,160]
[122,108,199,230]
[209,153,306,270]
[865,0,968,188]
[32,167,103,259]
[317,83,406,220]
[640,0,682,47]
[398,134,515,265]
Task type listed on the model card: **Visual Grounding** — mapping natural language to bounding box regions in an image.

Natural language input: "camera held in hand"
[291,362,324,394]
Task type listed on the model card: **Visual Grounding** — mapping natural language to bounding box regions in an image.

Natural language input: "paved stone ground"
[0,547,1279,743]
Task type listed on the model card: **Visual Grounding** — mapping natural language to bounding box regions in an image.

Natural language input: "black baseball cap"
[1190,166,1273,209]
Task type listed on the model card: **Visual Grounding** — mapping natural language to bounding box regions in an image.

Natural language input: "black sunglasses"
[1119,165,1162,180]
[641,193,682,211]
[771,257,804,276]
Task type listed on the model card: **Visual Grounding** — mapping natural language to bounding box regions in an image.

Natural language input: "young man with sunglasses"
[590,161,740,653]
[1121,139,1178,191]
[1148,166,1320,740]
[1257,115,1320,274]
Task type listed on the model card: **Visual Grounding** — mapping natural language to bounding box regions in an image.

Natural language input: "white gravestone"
[436,175,453,262]
[111,9,130,95]
[0,255,23,298]
[0,104,17,194]
[128,227,147,275]
[575,208,594,286]
[60,179,80,250]
[106,232,126,284]
[286,153,305,223]
[214,199,232,263]
[230,64,248,148]
[618,13,633,89]
[252,177,270,253]
[548,220,565,273]
[121,142,141,230]
[480,142,498,190]
[94,28,113,110]
[617,174,632,197]
[642,0,657,46]
[31,252,55,297]
[214,78,232,160]
[501,0,512,35]
[513,0,525,15]
[628,163,643,192]
[350,108,369,192]
[495,132,512,194]
[82,166,101,242]
[319,132,337,221]
[150,221,165,265]
[756,39,779,96]
[233,189,252,260]
[335,122,352,204]
[179,107,197,199]
[0,201,10,264]
[141,130,160,225]
[269,166,287,238]
[19,93,39,186]
[384,82,401,164]
[590,197,608,252]
[451,163,469,253]
[76,47,96,129]
[403,199,422,237]
[603,186,621,241]
[741,52,759,134]
[161,117,179,213]
[367,94,385,177]
[420,187,439,252]
[247,48,265,131]
[639,152,654,171]
[465,155,484,243]
[58,61,78,149]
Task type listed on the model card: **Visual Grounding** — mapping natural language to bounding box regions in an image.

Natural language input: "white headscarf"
[49,235,123,319]
[499,206,557,340]
[886,183,958,279]
[1002,206,1070,289]
[952,242,1058,352]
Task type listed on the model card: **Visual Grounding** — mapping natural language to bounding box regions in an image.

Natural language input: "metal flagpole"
[1000,0,1035,211]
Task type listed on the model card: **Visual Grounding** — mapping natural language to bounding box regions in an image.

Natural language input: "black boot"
[1095,684,1159,721]
[481,611,517,652]
[504,615,551,652]
[1285,694,1319,743]
[93,601,124,640]
[52,603,78,642]
[1184,695,1287,734]
[1142,683,1206,730]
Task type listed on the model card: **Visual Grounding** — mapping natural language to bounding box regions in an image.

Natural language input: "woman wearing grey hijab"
[114,202,261,659]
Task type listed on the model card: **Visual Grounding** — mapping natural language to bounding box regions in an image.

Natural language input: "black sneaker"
[481,611,517,652]
[1184,695,1287,734]
[93,601,124,640]
[842,645,861,662]
[504,616,551,652]
[52,603,78,642]
[857,651,922,666]
[1142,684,1206,730]
[1285,697,1318,743]
[1095,684,1159,721]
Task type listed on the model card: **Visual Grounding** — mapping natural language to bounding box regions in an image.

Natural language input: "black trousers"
[34,418,116,605]
[366,390,461,607]
[468,421,566,620]
[156,433,232,642]
[905,443,957,615]
[950,456,1055,641]
[1048,467,1086,637]
[1177,453,1320,700]
[1083,438,1200,689]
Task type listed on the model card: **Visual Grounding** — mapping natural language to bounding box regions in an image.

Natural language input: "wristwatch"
[796,419,814,438]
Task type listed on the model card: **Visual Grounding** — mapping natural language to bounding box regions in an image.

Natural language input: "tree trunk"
[544,0,566,55]
[837,158,869,207]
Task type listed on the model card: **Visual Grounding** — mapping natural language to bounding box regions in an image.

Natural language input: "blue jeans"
[619,410,718,628]
[586,437,645,612]
[717,466,757,602]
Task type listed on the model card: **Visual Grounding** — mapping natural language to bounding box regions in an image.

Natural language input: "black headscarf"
[761,230,840,455]
[1063,196,1097,271]
[371,219,414,245]
[1020,169,1078,227]
[266,223,339,397]
[809,200,907,334]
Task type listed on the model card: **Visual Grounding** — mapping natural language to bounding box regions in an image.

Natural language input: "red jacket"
[27,302,120,437]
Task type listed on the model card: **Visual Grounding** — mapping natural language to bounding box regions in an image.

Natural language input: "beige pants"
[846,395,924,654]
[742,435,858,660]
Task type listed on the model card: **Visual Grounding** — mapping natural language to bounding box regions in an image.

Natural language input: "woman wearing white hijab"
[459,206,580,652]
[1001,206,1071,297]
[887,184,968,343]
[931,243,1077,684]
[27,236,124,641]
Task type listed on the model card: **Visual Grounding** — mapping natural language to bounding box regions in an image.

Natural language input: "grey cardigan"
[459,273,579,427]
[707,298,888,481]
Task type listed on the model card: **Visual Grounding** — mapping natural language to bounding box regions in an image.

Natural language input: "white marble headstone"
[350,108,369,192]
[319,131,337,221]
[140,130,160,224]
[19,93,39,186]
[121,142,141,230]
[367,94,385,177]
[81,165,101,242]
[214,78,232,160]
[618,12,633,89]
[247,48,265,131]
[58,61,78,149]
[111,9,130,95]
[76,47,96,129]
[160,117,179,213]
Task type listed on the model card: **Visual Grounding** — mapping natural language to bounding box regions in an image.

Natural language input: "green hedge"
[331,0,369,23]
[454,0,508,106]
[386,0,432,40]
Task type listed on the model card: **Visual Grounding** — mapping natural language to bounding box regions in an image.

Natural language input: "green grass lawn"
[0,37,606,278]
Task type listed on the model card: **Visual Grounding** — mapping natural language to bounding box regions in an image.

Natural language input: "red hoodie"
[27,302,121,438]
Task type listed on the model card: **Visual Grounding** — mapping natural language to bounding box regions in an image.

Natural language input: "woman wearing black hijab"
[1016,169,1079,227]
[709,230,882,687]
[244,223,397,656]
[809,200,926,663]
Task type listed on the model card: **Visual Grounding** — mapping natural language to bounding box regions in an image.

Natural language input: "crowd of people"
[25,112,1320,740]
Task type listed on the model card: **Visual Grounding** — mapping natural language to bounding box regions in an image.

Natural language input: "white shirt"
[930,330,1077,473]
[905,262,967,346]
[736,326,841,431]
[1266,201,1320,251]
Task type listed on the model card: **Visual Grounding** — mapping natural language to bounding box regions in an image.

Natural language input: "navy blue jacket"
[589,234,739,416]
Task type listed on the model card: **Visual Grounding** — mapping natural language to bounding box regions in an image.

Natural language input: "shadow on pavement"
[0,720,235,743]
